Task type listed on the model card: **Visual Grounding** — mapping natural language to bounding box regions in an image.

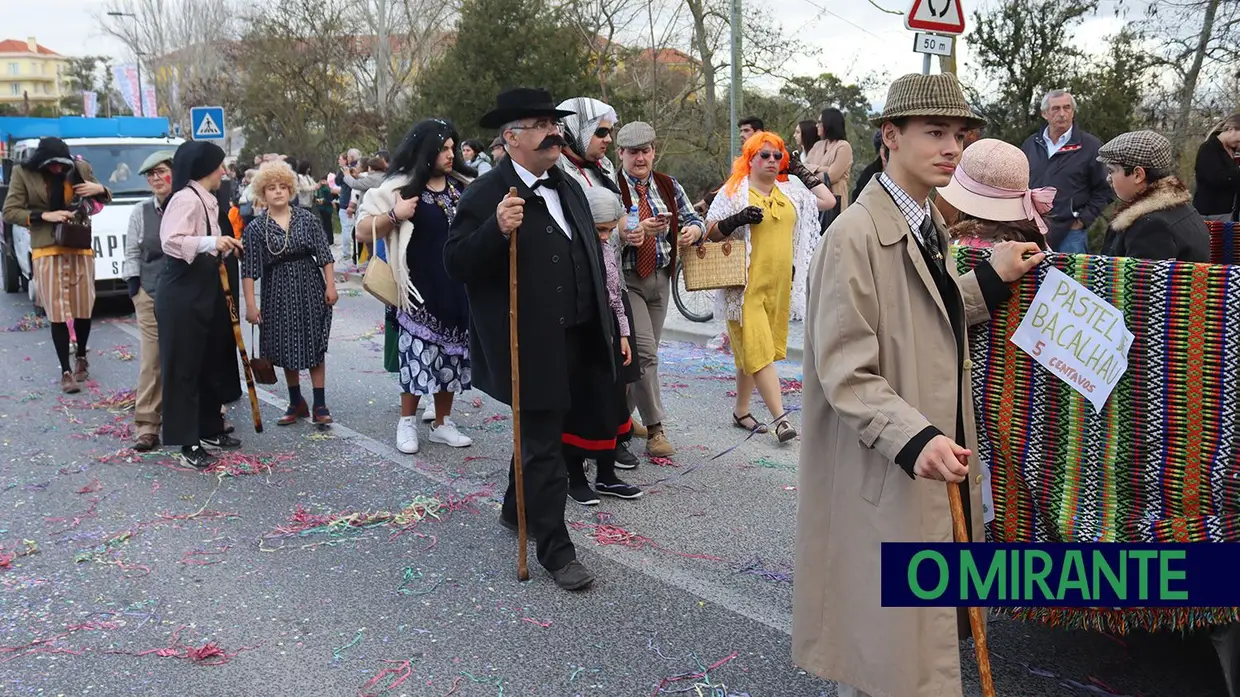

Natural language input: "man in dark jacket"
[1020,89,1114,253]
[444,88,614,592]
[1098,130,1209,262]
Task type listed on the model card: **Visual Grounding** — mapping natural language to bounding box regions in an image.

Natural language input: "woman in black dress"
[155,141,244,469]
[355,119,475,454]
[241,161,338,424]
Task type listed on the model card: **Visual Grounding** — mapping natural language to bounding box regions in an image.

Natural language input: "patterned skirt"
[395,307,470,396]
[34,253,95,323]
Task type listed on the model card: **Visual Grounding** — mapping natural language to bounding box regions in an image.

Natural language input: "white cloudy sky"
[8,0,1135,107]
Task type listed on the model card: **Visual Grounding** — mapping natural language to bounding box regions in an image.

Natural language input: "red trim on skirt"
[562,417,633,453]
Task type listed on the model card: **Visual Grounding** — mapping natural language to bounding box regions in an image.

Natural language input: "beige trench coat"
[793,179,991,697]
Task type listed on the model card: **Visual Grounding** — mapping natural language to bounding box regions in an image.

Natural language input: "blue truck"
[0,116,183,304]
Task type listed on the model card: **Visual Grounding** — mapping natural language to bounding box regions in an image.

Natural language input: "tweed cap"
[1097,130,1174,171]
[616,121,656,149]
[139,150,176,174]
[870,73,985,129]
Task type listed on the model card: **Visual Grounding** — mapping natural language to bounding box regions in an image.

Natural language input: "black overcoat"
[444,157,614,411]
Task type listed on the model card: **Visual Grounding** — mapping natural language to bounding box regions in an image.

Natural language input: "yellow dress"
[727,185,795,375]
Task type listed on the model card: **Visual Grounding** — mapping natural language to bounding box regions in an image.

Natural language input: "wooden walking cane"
[947,481,995,696]
[507,186,529,581]
[217,260,263,434]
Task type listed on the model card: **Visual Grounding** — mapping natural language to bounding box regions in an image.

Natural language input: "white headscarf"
[557,97,619,188]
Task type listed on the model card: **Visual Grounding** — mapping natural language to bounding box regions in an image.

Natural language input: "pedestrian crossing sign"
[190,106,226,141]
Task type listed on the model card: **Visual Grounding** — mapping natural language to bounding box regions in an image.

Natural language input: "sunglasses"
[757,151,783,161]
[594,127,612,139]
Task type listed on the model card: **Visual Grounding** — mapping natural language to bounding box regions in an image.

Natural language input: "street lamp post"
[106,11,144,116]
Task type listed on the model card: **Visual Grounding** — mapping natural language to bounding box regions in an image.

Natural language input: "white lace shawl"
[704,176,821,324]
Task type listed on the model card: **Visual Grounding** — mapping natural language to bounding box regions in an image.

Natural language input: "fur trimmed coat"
[1100,176,1210,262]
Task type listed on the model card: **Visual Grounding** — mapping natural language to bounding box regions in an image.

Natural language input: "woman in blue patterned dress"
[356,119,475,454]
[241,161,338,425]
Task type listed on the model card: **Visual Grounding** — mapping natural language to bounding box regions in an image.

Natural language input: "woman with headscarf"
[937,139,1054,250]
[2,137,111,393]
[156,140,245,470]
[705,132,835,443]
[355,119,476,454]
[556,97,620,194]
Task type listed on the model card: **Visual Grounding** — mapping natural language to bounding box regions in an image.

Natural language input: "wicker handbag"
[680,239,746,291]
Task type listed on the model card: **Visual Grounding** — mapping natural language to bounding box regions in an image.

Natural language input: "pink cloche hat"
[938,139,1056,236]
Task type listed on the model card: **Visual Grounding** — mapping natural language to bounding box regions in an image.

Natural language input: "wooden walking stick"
[947,482,995,696]
[507,186,529,581]
[217,260,263,434]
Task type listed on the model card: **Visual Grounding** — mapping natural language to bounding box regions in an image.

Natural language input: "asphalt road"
[0,266,1229,697]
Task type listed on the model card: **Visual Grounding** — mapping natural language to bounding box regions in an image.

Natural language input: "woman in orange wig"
[704,132,835,443]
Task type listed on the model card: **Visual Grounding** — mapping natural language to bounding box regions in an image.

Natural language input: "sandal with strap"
[733,412,769,434]
[775,420,798,443]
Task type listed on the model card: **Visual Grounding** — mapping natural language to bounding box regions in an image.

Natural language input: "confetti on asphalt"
[3,313,49,332]
[358,657,415,696]
[0,539,39,570]
[332,629,364,660]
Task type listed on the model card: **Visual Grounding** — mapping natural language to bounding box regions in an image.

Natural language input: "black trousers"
[499,322,602,571]
[502,409,574,571]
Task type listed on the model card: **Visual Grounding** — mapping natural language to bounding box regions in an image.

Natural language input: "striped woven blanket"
[954,246,1240,633]
[1208,220,1240,264]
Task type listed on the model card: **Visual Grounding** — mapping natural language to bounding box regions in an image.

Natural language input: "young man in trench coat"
[793,73,1045,697]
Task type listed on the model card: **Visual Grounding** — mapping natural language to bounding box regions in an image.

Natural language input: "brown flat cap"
[871,73,985,129]
[1097,130,1174,171]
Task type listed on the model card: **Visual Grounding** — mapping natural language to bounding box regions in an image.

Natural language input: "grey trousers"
[623,266,671,427]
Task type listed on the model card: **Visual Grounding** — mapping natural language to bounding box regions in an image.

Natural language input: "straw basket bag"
[680,239,746,291]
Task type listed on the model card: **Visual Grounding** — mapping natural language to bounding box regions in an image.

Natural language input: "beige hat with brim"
[870,73,985,130]
[936,139,1055,234]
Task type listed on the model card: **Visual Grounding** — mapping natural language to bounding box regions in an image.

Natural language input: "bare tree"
[97,0,240,130]
[564,0,646,100]
[349,0,459,143]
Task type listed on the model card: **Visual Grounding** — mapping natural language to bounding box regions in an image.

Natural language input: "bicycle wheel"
[672,260,714,322]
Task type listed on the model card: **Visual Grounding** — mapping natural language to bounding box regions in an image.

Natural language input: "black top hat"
[479,87,576,129]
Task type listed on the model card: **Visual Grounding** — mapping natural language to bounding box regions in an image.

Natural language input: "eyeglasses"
[145,169,170,179]
[594,127,612,139]
[510,121,561,132]
[757,151,783,161]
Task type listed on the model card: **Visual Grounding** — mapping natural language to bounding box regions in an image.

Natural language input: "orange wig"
[722,131,791,197]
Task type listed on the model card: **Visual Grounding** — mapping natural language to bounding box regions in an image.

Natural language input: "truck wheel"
[2,247,17,294]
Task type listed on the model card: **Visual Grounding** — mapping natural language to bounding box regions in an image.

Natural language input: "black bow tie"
[531,177,559,191]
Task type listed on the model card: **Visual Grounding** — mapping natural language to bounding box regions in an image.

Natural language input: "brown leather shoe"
[133,433,160,452]
[278,399,309,426]
[646,431,676,458]
[632,421,648,438]
[60,372,80,394]
[73,356,89,382]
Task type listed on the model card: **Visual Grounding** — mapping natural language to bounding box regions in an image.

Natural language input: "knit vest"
[617,171,679,269]
[137,199,165,296]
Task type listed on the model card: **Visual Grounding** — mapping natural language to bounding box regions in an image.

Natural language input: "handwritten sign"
[1010,267,1134,413]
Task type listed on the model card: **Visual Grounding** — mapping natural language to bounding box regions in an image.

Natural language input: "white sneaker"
[421,402,436,422]
[396,416,419,454]
[428,419,473,448]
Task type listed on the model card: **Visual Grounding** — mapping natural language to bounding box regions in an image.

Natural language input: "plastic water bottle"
[625,205,640,240]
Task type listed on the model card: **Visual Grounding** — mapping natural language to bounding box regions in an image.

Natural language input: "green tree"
[1066,27,1153,143]
[410,0,594,144]
[965,0,1099,144]
[59,56,105,115]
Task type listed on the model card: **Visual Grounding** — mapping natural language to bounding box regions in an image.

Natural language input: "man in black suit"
[444,88,614,591]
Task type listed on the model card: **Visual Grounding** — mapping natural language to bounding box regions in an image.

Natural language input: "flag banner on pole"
[954,245,1240,633]
[82,91,97,118]
[141,86,157,119]
[111,63,141,116]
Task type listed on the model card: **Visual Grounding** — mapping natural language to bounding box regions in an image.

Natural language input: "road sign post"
[906,0,965,73]
[190,106,225,141]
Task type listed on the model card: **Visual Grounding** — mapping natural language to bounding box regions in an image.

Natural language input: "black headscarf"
[388,119,476,199]
[170,140,226,197]
[22,137,77,210]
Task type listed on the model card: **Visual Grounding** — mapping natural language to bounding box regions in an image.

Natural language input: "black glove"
[787,151,824,190]
[718,206,764,236]
[126,277,140,298]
